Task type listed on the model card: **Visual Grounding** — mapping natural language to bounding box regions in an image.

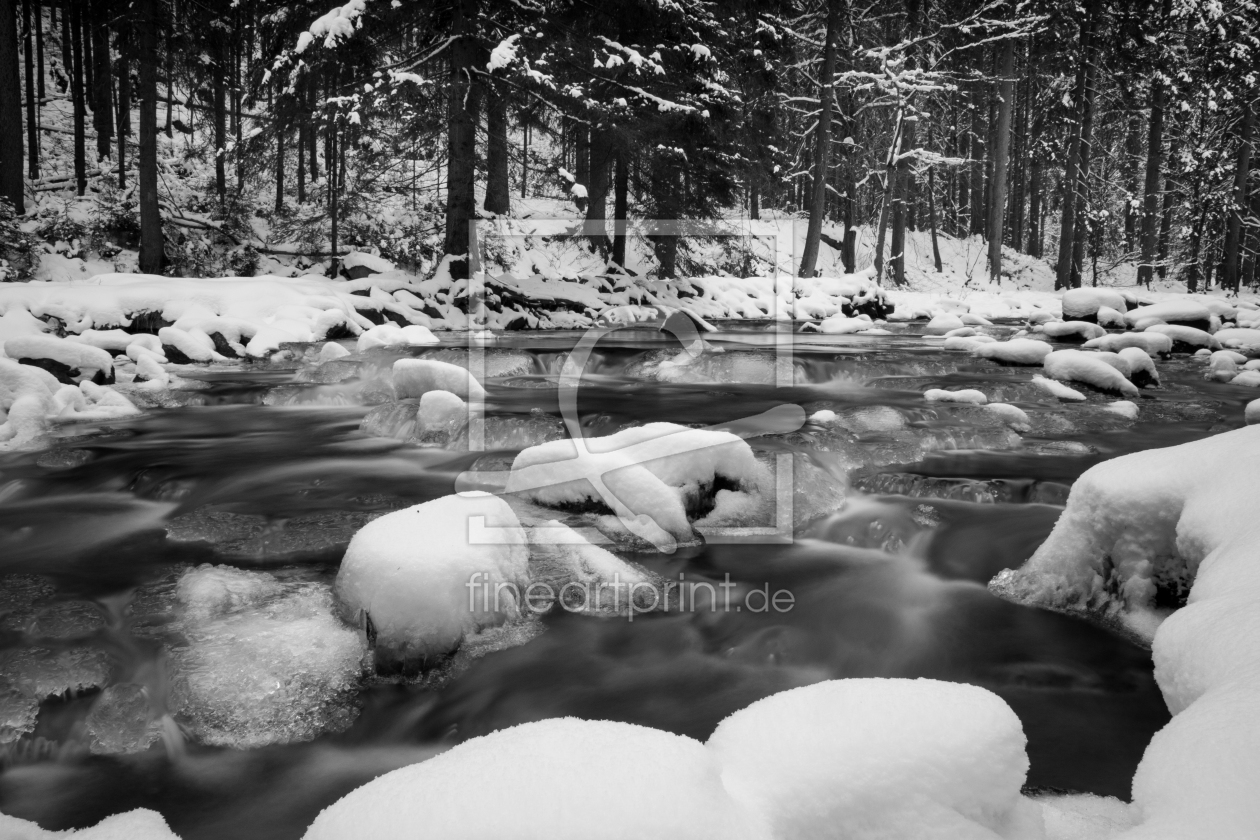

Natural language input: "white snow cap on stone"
[924,313,966,335]
[1124,300,1213,329]
[1117,347,1158,385]
[924,388,987,405]
[990,426,1260,839]
[1214,327,1260,349]
[1246,399,1260,425]
[392,358,486,401]
[3,334,114,378]
[1104,400,1139,420]
[0,808,181,839]
[1042,321,1106,342]
[1031,374,1086,401]
[335,492,530,658]
[1096,306,1127,329]
[1043,350,1139,397]
[1082,332,1173,356]
[319,342,352,361]
[1144,324,1219,351]
[986,402,1031,429]
[1061,288,1127,320]
[973,338,1052,366]
[356,323,440,352]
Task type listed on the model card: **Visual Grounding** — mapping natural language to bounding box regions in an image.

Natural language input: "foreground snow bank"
[1,358,139,450]
[0,809,180,839]
[303,678,1042,840]
[990,426,1260,839]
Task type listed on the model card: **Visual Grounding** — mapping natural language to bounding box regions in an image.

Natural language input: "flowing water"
[0,324,1251,839]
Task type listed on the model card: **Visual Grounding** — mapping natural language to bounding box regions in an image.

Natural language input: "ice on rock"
[416,390,469,442]
[171,565,368,748]
[924,388,988,405]
[974,338,1053,366]
[302,718,762,840]
[525,520,657,615]
[989,426,1260,840]
[0,809,181,840]
[503,423,767,549]
[707,679,1041,840]
[1043,350,1139,397]
[319,341,351,361]
[1082,332,1172,357]
[1031,375,1086,401]
[392,358,486,401]
[1041,321,1106,342]
[85,683,164,754]
[335,493,530,660]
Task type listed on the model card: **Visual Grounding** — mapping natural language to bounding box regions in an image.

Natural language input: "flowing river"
[0,322,1249,839]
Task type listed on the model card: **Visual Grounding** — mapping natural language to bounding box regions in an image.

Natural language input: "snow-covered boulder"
[303,718,761,840]
[319,341,352,361]
[708,679,1040,840]
[1213,327,1260,350]
[3,334,115,384]
[1082,332,1173,357]
[0,808,181,840]
[1041,321,1106,343]
[1118,347,1159,388]
[924,388,987,405]
[392,358,486,401]
[973,338,1052,366]
[1043,350,1139,398]
[356,323,440,352]
[1104,400,1139,420]
[1061,288,1128,322]
[1031,375,1086,401]
[1096,306,1127,329]
[505,422,766,550]
[334,492,530,661]
[818,314,874,335]
[924,313,966,335]
[989,426,1260,839]
[1124,300,1213,332]
[1246,399,1260,425]
[1144,324,1219,353]
[985,402,1031,430]
[943,335,996,351]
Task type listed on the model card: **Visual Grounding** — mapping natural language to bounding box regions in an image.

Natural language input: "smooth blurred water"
[0,325,1252,839]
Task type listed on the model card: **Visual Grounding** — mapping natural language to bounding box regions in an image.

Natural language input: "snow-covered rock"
[392,358,486,401]
[3,335,114,382]
[989,426,1260,839]
[302,718,762,840]
[1043,350,1139,397]
[924,388,987,405]
[1144,324,1219,353]
[1213,327,1260,349]
[1124,300,1214,331]
[973,338,1052,366]
[1246,399,1260,425]
[335,493,530,660]
[1030,374,1086,402]
[943,335,996,351]
[1041,321,1106,343]
[985,402,1031,430]
[924,313,966,335]
[708,679,1040,840]
[1062,288,1128,321]
[356,323,440,352]
[1228,370,1260,388]
[1096,306,1127,329]
[2,358,138,450]
[1118,347,1159,388]
[1082,332,1173,357]
[818,314,875,335]
[1104,400,1139,420]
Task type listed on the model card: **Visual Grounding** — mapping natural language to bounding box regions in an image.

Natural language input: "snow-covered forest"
[2,2,1260,840]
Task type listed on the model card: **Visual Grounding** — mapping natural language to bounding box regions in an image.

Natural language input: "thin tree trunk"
[297,79,306,203]
[1137,0,1172,286]
[612,146,628,268]
[0,0,23,213]
[34,0,42,102]
[521,117,528,198]
[799,0,842,277]
[584,126,613,252]
[137,0,162,273]
[574,123,589,189]
[22,0,36,179]
[1026,159,1042,257]
[1157,138,1178,279]
[927,166,942,271]
[116,27,130,189]
[442,0,480,278]
[212,31,226,200]
[91,0,111,159]
[968,85,985,237]
[987,37,1015,284]
[274,110,285,213]
[1068,48,1098,289]
[59,0,69,89]
[1055,10,1095,289]
[484,85,509,214]
[163,2,172,137]
[1222,101,1254,292]
[69,0,86,194]
[329,118,339,277]
[890,112,918,286]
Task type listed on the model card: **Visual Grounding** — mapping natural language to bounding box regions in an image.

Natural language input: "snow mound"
[1246,400,1260,425]
[0,808,181,840]
[708,678,1040,840]
[1096,306,1127,329]
[1043,350,1139,397]
[989,426,1260,839]
[504,422,767,550]
[1117,347,1159,388]
[356,323,440,352]
[986,403,1031,430]
[1062,288,1128,321]
[1031,374,1086,402]
[1124,300,1213,330]
[1104,401,1139,420]
[924,313,965,335]
[974,338,1052,366]
[171,565,368,748]
[3,335,114,382]
[943,335,996,351]
[1082,332,1173,356]
[818,314,875,335]
[924,388,987,405]
[335,493,530,660]
[2,359,140,450]
[302,718,762,840]
[1144,324,1219,352]
[1213,327,1260,349]
[392,358,486,401]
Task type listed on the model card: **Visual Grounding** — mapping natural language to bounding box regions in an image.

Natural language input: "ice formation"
[392,358,487,401]
[924,388,988,405]
[1042,350,1139,398]
[1,358,140,450]
[335,493,530,659]
[990,426,1260,839]
[503,422,767,549]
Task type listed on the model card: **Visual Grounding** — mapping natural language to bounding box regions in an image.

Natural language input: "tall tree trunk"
[1222,101,1254,292]
[0,0,23,213]
[442,0,480,279]
[21,0,36,179]
[584,126,613,252]
[1026,159,1042,257]
[1137,0,1172,286]
[574,123,589,189]
[927,166,942,271]
[1068,48,1098,289]
[81,2,92,101]
[329,120,341,278]
[889,113,917,286]
[798,0,841,278]
[212,31,226,200]
[483,85,509,214]
[308,76,318,183]
[69,0,86,194]
[274,110,285,213]
[612,146,628,268]
[59,0,69,90]
[34,0,42,102]
[1157,138,1178,279]
[520,117,528,198]
[987,37,1015,284]
[116,27,130,189]
[968,85,985,237]
[297,80,307,203]
[91,0,111,160]
[1055,10,1096,289]
[163,2,172,137]
[1122,102,1142,252]
[137,0,162,274]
